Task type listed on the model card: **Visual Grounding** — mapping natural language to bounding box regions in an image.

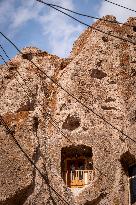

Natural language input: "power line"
[36,0,134,28]
[0,55,6,90]
[0,39,134,199]
[1,115,127,200]
[36,0,136,45]
[104,0,136,13]
[0,44,11,60]
[0,44,73,143]
[1,31,136,144]
[0,54,9,67]
[0,82,130,205]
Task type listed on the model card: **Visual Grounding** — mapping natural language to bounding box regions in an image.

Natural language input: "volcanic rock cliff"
[0,15,136,205]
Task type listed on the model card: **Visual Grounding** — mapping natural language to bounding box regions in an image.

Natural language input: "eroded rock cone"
[0,16,136,205]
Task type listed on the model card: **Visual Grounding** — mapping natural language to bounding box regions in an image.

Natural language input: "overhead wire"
[104,0,136,13]
[0,46,73,141]
[0,55,6,90]
[36,0,134,28]
[0,32,136,144]
[35,0,136,45]
[0,67,125,199]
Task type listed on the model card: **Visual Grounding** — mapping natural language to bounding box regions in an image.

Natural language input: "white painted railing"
[63,170,93,187]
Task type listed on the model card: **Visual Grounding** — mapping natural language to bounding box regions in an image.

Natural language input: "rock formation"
[0,15,136,205]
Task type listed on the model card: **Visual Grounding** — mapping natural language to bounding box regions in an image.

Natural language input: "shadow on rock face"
[1,182,34,205]
[90,69,107,80]
[84,193,107,205]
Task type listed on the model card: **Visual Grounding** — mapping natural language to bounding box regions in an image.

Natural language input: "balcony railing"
[63,170,93,188]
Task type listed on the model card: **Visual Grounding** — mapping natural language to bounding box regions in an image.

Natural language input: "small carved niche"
[91,69,107,80]
[62,114,80,131]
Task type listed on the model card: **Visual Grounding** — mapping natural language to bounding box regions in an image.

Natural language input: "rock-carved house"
[0,16,136,205]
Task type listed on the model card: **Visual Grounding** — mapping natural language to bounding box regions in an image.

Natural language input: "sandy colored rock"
[0,16,136,205]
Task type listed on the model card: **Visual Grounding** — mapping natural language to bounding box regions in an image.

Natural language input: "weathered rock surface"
[0,16,136,205]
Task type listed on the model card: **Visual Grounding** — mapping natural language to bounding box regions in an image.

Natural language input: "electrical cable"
[36,0,136,45]
[1,32,136,144]
[0,60,106,180]
[35,0,134,28]
[104,0,136,13]
[0,55,6,90]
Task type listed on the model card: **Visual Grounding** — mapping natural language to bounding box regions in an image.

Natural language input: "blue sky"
[0,0,136,63]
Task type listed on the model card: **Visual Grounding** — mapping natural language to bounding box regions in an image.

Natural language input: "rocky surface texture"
[0,16,136,205]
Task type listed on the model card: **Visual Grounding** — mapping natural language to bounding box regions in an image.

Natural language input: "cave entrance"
[61,145,93,188]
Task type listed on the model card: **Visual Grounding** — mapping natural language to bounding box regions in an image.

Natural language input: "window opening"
[61,145,93,188]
